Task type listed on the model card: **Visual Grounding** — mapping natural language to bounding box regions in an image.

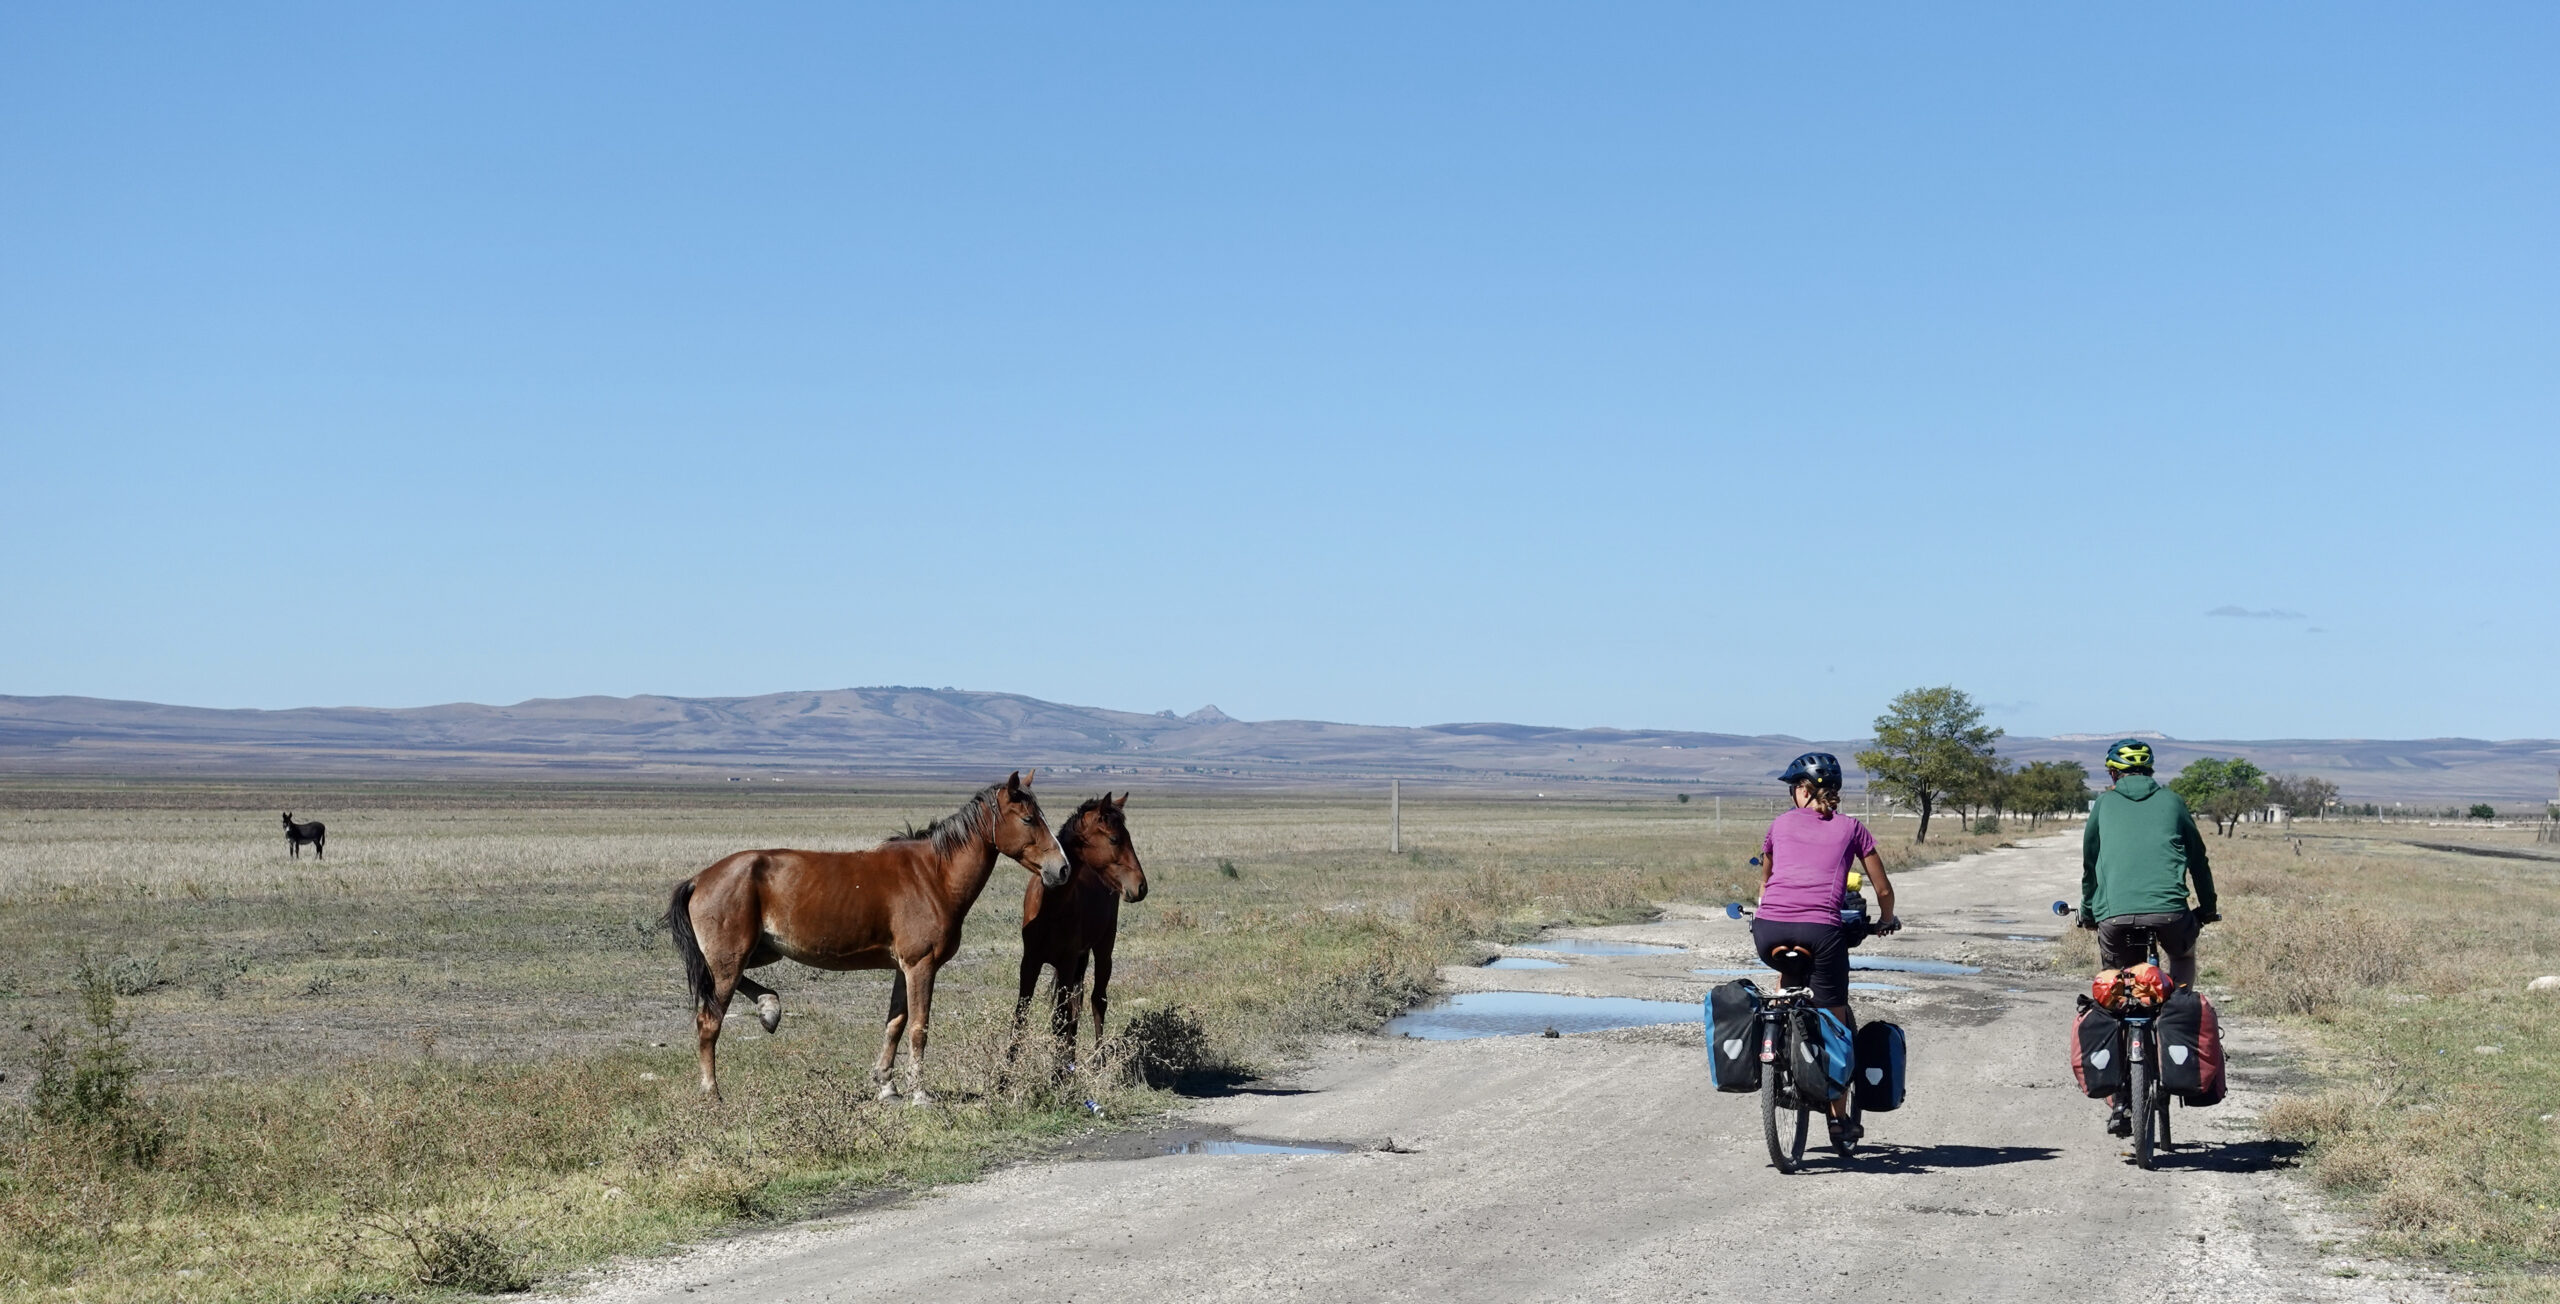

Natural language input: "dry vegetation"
[0,778,2005,1303]
[2054,819,2560,1299]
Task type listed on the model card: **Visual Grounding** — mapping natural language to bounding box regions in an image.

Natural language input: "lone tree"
[2168,756,2267,835]
[1856,686,2002,844]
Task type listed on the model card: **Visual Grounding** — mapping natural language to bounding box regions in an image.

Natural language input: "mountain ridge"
[1,689,2553,803]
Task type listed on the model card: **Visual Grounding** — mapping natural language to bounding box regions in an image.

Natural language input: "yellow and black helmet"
[2105,739,2155,773]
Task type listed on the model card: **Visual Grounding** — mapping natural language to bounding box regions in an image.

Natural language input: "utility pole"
[1715,795,1722,833]
[1390,779,1400,854]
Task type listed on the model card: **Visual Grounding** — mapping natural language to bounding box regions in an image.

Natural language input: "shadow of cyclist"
[1787,1143,2062,1174]
[2135,1138,2304,1174]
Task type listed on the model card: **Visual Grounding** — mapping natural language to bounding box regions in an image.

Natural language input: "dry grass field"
[0,777,2004,1303]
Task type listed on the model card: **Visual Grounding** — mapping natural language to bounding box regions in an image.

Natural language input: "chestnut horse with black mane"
[669,771,1067,1102]
[1016,792,1149,1055]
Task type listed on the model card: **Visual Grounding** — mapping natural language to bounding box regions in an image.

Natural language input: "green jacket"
[2080,774,2217,920]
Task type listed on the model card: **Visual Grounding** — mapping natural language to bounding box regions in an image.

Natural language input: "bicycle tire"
[2130,1053,2157,1170]
[2155,1062,2175,1154]
[1761,1049,1807,1172]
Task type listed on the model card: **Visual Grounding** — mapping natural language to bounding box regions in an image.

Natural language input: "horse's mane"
[1063,794,1121,839]
[886,780,1034,857]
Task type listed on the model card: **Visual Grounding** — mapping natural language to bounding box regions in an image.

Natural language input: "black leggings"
[1750,918,1849,1008]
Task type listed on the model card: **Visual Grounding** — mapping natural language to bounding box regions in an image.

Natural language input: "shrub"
[31,956,164,1165]
[384,1220,532,1293]
[1972,816,2001,836]
[2469,804,2497,820]
[1217,859,1240,879]
[1115,1005,1211,1085]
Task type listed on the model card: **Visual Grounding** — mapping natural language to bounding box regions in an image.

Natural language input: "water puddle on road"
[1688,969,1908,993]
[1851,956,1983,976]
[1384,991,1698,1040]
[1165,1138,1352,1157]
[1482,956,1567,970]
[1517,938,1685,957]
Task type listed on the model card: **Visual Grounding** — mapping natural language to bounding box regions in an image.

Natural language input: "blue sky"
[4,4,2553,741]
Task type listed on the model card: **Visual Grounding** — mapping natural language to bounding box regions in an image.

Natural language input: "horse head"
[1066,792,1147,903]
[281,812,293,827]
[992,770,1071,888]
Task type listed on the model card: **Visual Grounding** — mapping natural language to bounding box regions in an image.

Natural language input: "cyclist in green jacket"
[2080,738,2219,1135]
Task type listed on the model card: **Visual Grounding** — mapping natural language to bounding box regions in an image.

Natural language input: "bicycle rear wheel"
[2155,1066,2175,1154]
[2130,1055,2157,1170]
[1761,1063,1808,1173]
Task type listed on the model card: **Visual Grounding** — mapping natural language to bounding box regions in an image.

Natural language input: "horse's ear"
[1112,791,1129,810]
[1006,770,1024,793]
[1023,768,1036,787]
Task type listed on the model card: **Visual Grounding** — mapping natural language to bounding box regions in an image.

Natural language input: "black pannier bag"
[2155,988,2226,1107]
[2071,997,2126,1099]
[1706,979,1762,1094]
[1852,1020,1907,1113]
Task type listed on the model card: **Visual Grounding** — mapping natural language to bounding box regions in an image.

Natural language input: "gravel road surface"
[551,835,2444,1304]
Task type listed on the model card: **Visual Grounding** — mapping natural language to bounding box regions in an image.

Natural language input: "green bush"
[2469,804,2497,820]
[31,957,164,1166]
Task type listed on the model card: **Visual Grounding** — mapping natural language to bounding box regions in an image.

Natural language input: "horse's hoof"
[756,996,782,1034]
[875,1080,898,1101]
[908,1089,933,1106]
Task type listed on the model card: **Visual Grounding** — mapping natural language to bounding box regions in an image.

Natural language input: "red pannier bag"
[2156,988,2225,1107]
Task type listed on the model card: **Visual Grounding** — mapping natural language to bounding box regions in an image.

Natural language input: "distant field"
[0,778,2006,1303]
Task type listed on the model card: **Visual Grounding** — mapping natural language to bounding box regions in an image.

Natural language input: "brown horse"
[1015,792,1149,1057]
[669,771,1067,1102]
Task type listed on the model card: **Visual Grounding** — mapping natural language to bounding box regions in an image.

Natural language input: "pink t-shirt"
[1757,807,1880,925]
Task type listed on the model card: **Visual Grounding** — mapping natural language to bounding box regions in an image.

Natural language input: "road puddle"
[1851,956,1982,975]
[1165,1138,1352,1157]
[1689,969,1907,993]
[1482,956,1567,970]
[1384,991,1696,1040]
[1517,938,1684,957]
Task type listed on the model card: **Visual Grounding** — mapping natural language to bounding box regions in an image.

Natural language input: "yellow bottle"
[1847,869,1865,892]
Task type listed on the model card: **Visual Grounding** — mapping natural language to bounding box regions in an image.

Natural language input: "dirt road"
[555,836,2442,1304]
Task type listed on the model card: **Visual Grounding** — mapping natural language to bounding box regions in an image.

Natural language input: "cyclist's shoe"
[2106,1105,2133,1137]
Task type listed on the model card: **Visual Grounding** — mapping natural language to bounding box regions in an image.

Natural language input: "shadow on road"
[1169,1069,1317,1099]
[1798,1143,2062,1174]
[2151,1138,2304,1173]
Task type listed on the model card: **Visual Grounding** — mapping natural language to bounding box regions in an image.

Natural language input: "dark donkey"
[281,812,325,859]
[668,771,1068,1102]
[1015,792,1149,1056]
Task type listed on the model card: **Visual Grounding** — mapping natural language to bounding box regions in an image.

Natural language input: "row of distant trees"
[1852,686,2351,843]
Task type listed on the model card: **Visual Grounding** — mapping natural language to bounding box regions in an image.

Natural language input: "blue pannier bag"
[1789,1005,1854,1108]
[1706,979,1761,1094]
[1852,1020,1907,1113]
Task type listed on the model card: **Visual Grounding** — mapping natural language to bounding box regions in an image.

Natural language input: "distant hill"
[0,689,2553,804]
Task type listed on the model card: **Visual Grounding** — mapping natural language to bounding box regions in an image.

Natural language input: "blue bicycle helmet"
[1778,752,1843,788]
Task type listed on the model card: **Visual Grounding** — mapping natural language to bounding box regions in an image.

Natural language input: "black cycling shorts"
[2098,910,2199,969]
[1751,918,1849,1008]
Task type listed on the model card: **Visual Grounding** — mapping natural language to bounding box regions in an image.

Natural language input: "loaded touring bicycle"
[1707,861,1908,1173]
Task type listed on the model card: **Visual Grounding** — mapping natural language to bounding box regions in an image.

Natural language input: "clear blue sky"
[5,4,2553,741]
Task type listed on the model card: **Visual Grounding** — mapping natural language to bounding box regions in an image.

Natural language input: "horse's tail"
[668,879,717,1016]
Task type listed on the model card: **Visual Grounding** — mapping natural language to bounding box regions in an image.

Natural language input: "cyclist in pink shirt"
[1754,752,1899,1135]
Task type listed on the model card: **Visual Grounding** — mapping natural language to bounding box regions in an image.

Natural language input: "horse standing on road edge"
[282,813,325,859]
[668,771,1068,1102]
[1015,792,1149,1058]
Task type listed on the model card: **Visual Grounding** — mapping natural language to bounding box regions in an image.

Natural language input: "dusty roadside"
[542,836,2444,1304]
